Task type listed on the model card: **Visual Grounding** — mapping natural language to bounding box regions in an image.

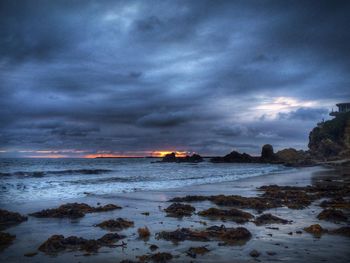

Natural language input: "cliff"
[308,112,350,159]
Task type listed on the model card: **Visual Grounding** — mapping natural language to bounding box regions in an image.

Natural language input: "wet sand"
[1,166,350,262]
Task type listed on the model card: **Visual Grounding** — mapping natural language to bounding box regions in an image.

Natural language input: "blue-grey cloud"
[0,0,349,157]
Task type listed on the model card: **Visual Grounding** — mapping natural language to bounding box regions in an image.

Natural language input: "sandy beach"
[1,165,349,263]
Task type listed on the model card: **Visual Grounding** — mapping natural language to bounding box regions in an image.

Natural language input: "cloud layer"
[1,0,349,157]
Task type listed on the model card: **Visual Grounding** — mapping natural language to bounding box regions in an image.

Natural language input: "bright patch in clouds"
[254,97,320,120]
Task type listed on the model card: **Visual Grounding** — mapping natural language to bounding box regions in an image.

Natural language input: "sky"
[1,0,350,158]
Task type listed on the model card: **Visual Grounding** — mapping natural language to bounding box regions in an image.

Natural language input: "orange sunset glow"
[150,151,189,158]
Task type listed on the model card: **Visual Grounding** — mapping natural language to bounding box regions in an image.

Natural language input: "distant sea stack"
[160,152,203,163]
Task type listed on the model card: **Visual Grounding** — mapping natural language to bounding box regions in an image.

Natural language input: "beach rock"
[249,249,260,257]
[38,235,68,253]
[0,209,28,230]
[96,218,134,231]
[30,203,121,219]
[97,233,126,245]
[138,227,151,239]
[169,195,209,202]
[317,209,348,222]
[261,144,274,161]
[210,151,256,163]
[187,246,210,258]
[169,194,280,211]
[320,197,350,209]
[137,252,173,263]
[157,228,209,242]
[259,185,314,209]
[267,251,277,256]
[24,252,38,257]
[157,225,251,245]
[0,232,16,250]
[214,226,252,244]
[164,203,195,217]
[254,214,290,225]
[330,226,350,237]
[212,194,279,211]
[149,244,159,251]
[198,208,254,223]
[38,233,126,254]
[304,224,327,237]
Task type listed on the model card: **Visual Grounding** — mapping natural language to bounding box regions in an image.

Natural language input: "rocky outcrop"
[275,148,313,165]
[30,203,121,219]
[261,144,274,161]
[160,152,203,163]
[157,225,251,245]
[38,233,125,254]
[308,112,350,159]
[0,209,27,230]
[0,232,16,250]
[95,218,134,231]
[164,203,195,217]
[210,151,258,163]
[210,144,317,166]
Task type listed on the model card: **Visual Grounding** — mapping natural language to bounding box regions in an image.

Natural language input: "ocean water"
[0,158,288,204]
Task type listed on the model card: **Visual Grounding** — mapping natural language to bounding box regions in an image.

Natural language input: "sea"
[0,158,289,204]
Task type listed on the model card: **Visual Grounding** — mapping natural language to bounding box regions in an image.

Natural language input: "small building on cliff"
[330,102,350,116]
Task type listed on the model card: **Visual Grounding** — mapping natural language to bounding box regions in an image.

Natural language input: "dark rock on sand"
[169,194,279,211]
[0,209,28,230]
[207,225,252,244]
[317,209,348,222]
[30,203,121,219]
[304,224,327,237]
[198,207,254,223]
[24,252,38,257]
[96,218,134,231]
[157,225,251,245]
[249,249,260,257]
[156,228,209,242]
[39,233,126,254]
[330,226,350,237]
[149,244,159,251]
[212,195,279,211]
[97,233,126,245]
[137,252,173,263]
[259,185,313,209]
[320,197,350,209]
[254,214,290,225]
[0,232,16,250]
[169,195,209,202]
[187,246,210,258]
[164,203,195,217]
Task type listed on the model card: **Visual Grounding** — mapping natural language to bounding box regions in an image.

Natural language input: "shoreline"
[1,165,349,262]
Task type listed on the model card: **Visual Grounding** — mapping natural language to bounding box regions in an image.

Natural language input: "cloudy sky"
[1,0,349,158]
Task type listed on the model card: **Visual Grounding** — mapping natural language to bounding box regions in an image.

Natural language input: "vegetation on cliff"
[308,112,350,158]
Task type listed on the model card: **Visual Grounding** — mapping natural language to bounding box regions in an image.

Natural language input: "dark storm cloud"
[278,107,328,121]
[0,0,349,157]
